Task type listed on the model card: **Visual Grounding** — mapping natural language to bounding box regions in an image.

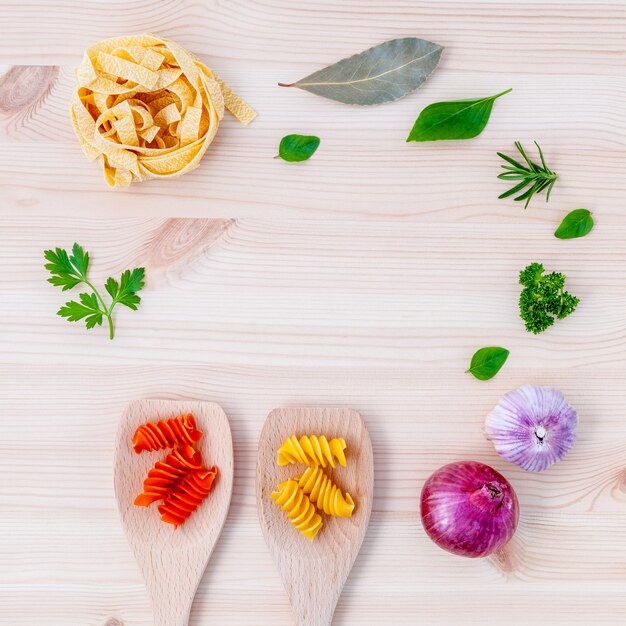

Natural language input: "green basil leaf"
[277,135,320,162]
[279,38,443,106]
[466,347,510,381]
[407,88,512,142]
[554,209,594,240]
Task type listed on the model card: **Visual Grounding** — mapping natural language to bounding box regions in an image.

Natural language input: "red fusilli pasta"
[158,466,218,527]
[132,413,202,454]
[134,445,203,507]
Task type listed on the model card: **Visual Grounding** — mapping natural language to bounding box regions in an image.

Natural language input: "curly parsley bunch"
[519,262,579,334]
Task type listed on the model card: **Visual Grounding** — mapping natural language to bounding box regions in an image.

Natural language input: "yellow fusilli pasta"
[271,479,323,541]
[296,466,355,517]
[277,435,347,468]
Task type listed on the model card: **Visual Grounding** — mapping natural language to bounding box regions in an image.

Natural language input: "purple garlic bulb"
[484,385,578,472]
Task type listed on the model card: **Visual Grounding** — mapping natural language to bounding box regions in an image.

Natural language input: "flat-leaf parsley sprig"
[44,243,145,340]
[497,141,557,209]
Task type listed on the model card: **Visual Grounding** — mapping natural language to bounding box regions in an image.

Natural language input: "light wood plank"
[1,363,626,625]
[1,218,625,368]
[1,0,626,70]
[1,216,626,624]
[0,1,625,218]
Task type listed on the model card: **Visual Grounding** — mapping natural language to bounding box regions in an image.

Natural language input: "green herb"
[497,141,557,209]
[279,38,443,106]
[44,243,144,340]
[519,262,579,334]
[466,347,510,381]
[276,134,320,162]
[406,88,511,142]
[555,209,594,240]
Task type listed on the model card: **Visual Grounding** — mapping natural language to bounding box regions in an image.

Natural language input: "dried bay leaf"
[278,37,443,106]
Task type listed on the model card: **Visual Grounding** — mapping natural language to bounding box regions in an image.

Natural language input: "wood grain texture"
[257,408,373,626]
[0,0,625,219]
[114,399,233,626]
[1,216,626,625]
[1,0,626,624]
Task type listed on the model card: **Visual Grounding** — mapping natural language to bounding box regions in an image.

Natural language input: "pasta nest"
[71,34,255,187]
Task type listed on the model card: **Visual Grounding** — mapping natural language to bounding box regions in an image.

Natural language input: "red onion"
[420,461,519,558]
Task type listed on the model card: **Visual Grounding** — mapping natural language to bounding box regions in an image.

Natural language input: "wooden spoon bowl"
[114,399,233,626]
[257,407,374,626]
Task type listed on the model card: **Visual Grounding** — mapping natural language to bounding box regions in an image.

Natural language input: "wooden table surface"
[1,1,626,625]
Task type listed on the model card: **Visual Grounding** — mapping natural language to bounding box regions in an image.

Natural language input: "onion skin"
[420,461,519,558]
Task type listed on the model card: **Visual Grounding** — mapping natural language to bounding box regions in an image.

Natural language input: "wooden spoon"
[114,399,233,626]
[257,407,373,626]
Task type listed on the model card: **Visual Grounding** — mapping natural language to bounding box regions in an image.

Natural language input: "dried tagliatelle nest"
[71,34,255,187]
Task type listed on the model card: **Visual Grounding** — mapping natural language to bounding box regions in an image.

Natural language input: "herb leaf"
[104,277,119,300]
[519,262,579,334]
[277,135,320,162]
[45,243,145,340]
[69,242,89,277]
[279,38,443,106]
[555,209,594,240]
[406,88,511,142]
[497,142,557,209]
[44,246,84,291]
[112,268,145,310]
[467,347,510,381]
[58,292,104,329]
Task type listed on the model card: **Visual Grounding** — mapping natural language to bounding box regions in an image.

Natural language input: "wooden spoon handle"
[297,617,333,626]
[288,562,340,626]
[293,600,335,626]
[153,608,189,626]
[150,592,192,626]
[141,549,197,626]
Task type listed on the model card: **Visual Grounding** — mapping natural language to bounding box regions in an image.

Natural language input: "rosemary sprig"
[497,141,557,209]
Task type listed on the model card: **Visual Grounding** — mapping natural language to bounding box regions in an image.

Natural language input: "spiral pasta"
[132,413,202,453]
[134,445,203,507]
[271,479,323,541]
[71,34,255,187]
[296,466,355,517]
[277,435,347,468]
[158,466,218,527]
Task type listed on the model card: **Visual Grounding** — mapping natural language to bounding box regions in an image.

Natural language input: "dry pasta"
[132,413,202,453]
[158,466,218,527]
[271,479,323,541]
[277,435,347,468]
[296,466,355,517]
[71,34,255,187]
[134,445,202,507]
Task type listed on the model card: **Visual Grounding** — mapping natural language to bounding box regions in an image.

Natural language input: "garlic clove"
[484,384,578,472]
